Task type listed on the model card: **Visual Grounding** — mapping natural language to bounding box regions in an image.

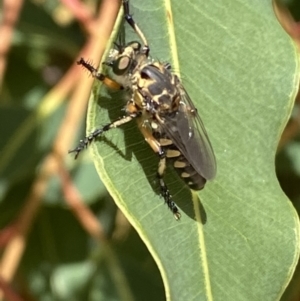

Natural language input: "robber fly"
[69,0,217,220]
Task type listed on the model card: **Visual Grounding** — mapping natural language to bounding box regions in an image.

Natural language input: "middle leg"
[69,112,140,159]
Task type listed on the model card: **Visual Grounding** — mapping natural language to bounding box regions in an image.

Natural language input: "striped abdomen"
[159,137,207,191]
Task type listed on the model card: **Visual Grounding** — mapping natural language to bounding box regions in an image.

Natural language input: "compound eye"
[112,56,131,75]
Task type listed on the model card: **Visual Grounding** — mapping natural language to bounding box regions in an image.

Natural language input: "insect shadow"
[91,85,207,223]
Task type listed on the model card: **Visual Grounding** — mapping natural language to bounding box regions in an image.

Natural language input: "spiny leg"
[157,149,181,220]
[122,0,149,56]
[138,123,181,219]
[77,58,121,90]
[69,113,139,159]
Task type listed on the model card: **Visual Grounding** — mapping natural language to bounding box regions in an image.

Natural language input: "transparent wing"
[161,85,217,180]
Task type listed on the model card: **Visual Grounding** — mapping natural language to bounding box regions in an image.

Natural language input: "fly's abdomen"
[160,138,207,191]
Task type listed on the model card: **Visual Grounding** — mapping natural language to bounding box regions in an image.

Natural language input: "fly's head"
[106,41,143,77]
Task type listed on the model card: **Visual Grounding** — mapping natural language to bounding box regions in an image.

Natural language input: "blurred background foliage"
[0,0,299,300]
[0,0,164,300]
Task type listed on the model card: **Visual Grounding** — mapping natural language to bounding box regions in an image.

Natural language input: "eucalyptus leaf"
[83,1,300,300]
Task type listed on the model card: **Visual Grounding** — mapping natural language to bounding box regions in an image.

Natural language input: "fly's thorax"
[134,62,181,116]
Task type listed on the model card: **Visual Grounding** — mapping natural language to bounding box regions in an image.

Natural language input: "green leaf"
[51,261,96,299]
[85,0,300,300]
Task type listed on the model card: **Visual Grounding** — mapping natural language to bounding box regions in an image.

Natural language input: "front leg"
[69,112,139,159]
[122,0,149,56]
[77,58,122,90]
